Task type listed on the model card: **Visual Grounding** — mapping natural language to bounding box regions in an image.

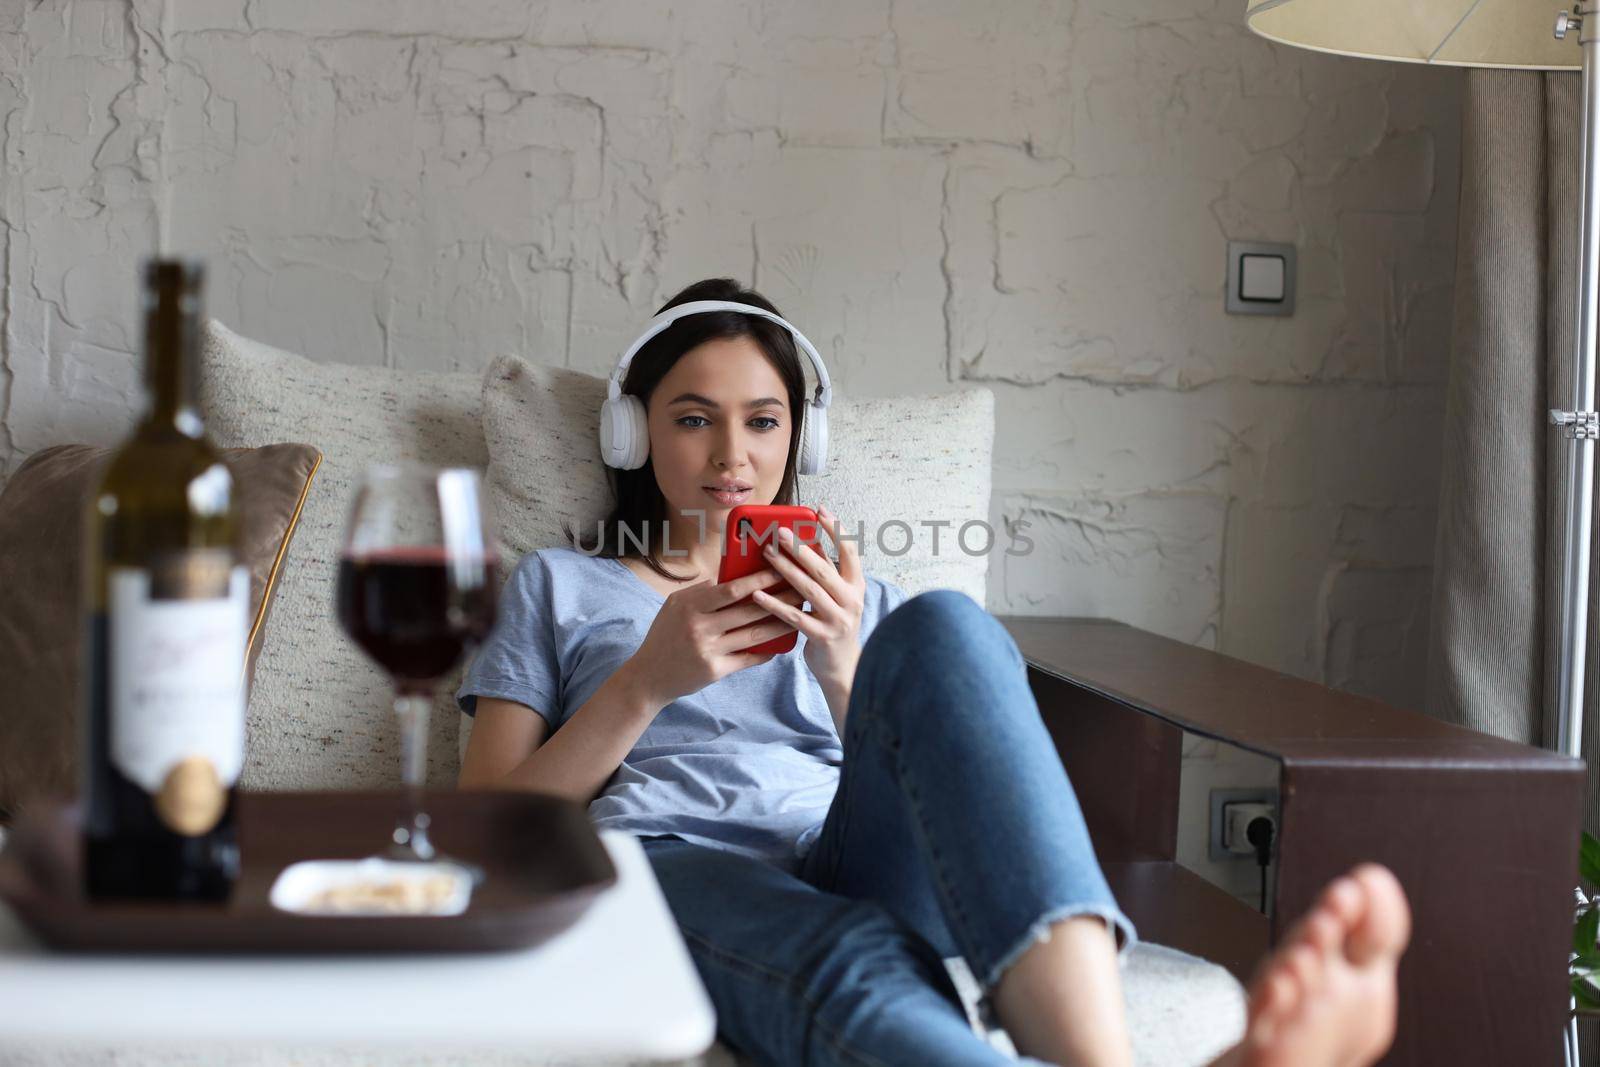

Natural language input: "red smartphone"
[716,503,827,655]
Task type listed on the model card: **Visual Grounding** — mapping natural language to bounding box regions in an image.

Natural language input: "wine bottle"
[81,258,247,902]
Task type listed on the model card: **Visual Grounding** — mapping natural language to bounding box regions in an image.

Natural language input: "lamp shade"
[1246,0,1580,70]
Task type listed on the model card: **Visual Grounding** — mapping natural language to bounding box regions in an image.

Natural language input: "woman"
[457,278,1411,1067]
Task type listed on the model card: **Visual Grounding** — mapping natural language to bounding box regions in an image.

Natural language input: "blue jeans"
[639,590,1137,1067]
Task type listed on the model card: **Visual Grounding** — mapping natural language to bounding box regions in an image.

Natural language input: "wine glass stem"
[393,690,435,861]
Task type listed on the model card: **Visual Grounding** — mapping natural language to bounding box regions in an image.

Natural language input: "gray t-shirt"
[456,545,909,873]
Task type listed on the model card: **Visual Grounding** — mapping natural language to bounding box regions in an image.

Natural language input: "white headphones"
[598,299,833,475]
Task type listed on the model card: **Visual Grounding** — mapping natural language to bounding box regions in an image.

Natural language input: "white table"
[0,830,719,1065]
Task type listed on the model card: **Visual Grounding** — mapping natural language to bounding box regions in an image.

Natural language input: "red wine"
[83,258,245,903]
[335,546,498,691]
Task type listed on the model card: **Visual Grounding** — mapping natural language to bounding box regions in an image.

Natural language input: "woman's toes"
[1344,863,1411,967]
[1222,865,1408,1067]
[1318,874,1365,930]
[1250,968,1300,1047]
[1281,897,1346,956]
[1299,909,1344,958]
[1285,943,1324,1002]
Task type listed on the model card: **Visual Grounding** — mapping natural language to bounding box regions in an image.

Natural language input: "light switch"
[1239,254,1285,301]
[1225,240,1296,317]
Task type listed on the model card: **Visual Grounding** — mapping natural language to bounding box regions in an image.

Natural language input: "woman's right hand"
[623,566,803,708]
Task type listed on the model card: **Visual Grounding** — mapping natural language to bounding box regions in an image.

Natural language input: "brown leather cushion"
[0,443,322,822]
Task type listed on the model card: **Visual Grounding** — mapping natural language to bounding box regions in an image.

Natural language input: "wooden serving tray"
[0,790,617,954]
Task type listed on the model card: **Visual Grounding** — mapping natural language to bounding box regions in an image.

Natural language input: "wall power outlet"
[1208,787,1280,862]
[1224,802,1275,856]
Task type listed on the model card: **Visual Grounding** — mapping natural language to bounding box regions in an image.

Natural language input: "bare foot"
[1212,864,1411,1067]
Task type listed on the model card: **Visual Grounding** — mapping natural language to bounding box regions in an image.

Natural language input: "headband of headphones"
[607,299,833,410]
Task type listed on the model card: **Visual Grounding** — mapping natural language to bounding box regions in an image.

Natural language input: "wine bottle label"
[109,552,248,835]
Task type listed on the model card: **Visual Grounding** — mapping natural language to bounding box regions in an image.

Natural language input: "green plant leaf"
[1581,831,1600,886]
[1577,907,1600,956]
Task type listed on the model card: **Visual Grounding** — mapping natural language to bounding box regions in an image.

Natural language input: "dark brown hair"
[573,278,808,583]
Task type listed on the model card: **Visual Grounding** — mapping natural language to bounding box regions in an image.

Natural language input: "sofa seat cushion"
[945,946,1248,1066]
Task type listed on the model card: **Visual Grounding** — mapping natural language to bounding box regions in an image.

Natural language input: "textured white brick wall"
[0,2,1458,767]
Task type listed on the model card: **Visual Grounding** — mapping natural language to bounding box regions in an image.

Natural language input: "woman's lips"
[704,486,752,505]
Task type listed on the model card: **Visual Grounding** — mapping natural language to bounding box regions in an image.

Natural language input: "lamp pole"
[1552,9,1600,1064]
[1551,2,1600,766]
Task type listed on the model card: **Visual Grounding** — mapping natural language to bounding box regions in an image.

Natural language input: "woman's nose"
[712,428,748,469]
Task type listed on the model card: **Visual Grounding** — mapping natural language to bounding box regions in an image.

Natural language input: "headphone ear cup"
[797,400,828,476]
[624,396,651,469]
[599,394,650,469]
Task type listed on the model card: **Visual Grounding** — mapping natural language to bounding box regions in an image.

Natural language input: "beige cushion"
[473,356,616,564]
[0,442,322,820]
[479,353,997,602]
[200,320,485,791]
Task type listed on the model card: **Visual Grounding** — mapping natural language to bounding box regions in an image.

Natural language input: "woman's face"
[646,334,793,538]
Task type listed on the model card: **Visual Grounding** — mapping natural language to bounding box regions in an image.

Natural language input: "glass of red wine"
[335,463,499,872]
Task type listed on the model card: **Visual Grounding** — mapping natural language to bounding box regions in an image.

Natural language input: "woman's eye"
[676,414,779,431]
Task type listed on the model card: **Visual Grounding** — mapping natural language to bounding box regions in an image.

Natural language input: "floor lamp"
[1243,0,1586,1061]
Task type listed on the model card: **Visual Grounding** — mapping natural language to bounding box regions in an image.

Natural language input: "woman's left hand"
[751,504,866,694]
